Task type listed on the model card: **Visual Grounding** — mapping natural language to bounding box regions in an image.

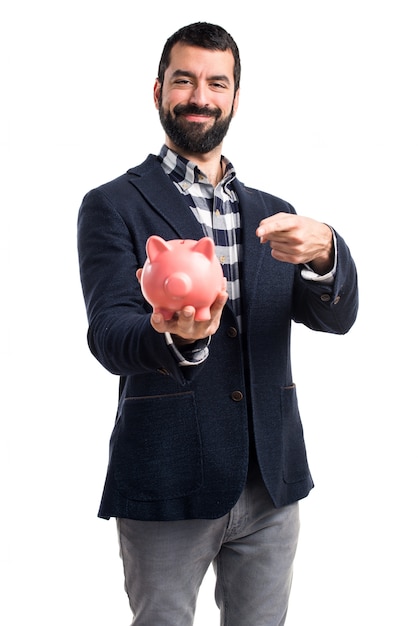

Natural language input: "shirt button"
[227,327,238,338]
[231,390,243,402]
[320,294,331,301]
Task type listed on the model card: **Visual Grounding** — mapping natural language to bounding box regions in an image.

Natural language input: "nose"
[189,82,209,108]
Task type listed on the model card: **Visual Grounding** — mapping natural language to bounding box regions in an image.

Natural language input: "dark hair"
[157,22,241,94]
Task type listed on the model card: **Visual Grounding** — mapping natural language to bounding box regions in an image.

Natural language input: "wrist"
[171,334,196,347]
[310,224,334,274]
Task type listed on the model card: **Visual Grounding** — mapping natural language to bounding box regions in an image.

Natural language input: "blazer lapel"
[127,155,206,241]
[235,180,272,313]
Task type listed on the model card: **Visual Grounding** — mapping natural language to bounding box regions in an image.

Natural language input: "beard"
[158,100,234,154]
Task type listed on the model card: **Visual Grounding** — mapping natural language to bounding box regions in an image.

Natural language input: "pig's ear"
[193,236,215,260]
[146,235,171,262]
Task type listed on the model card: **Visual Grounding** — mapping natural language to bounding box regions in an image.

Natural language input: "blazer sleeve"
[292,228,359,334]
[77,185,205,385]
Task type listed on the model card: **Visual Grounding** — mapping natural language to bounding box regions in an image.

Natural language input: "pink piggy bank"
[138,235,224,321]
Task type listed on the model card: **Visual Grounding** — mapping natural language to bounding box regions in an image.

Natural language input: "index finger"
[256,213,294,242]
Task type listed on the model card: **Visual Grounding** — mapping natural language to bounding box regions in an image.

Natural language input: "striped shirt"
[158,145,243,330]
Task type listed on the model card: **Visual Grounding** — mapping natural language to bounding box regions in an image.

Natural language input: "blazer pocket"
[280,384,311,484]
[112,392,203,501]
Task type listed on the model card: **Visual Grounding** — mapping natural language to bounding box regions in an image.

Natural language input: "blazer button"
[320,294,331,301]
[227,326,238,338]
[231,390,243,402]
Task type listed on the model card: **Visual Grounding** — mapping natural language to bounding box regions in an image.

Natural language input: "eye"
[173,78,193,86]
[209,80,230,91]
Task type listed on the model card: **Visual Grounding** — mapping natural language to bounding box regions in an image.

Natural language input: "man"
[78,22,358,626]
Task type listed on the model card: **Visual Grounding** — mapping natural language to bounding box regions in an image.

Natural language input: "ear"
[146,235,171,262]
[153,79,161,110]
[193,237,215,261]
[232,87,240,117]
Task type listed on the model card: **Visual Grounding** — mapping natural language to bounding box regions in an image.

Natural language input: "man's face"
[154,43,239,155]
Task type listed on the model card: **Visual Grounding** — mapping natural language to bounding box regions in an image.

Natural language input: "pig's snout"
[164,272,192,299]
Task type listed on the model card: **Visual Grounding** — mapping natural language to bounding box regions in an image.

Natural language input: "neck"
[167,140,224,186]
[204,157,224,187]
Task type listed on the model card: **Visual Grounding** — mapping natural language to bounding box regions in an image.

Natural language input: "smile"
[181,113,214,123]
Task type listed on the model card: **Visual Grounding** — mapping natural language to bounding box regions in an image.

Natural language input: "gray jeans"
[117,472,300,625]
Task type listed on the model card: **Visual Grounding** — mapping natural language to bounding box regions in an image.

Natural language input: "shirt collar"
[158,145,236,192]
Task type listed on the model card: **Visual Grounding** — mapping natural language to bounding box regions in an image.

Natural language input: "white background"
[3,1,417,623]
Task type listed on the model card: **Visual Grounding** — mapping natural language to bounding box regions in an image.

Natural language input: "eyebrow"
[171,69,231,85]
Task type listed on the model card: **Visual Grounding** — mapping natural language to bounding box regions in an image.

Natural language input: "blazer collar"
[127,156,272,312]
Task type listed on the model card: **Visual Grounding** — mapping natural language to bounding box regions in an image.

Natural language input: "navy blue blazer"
[77,154,358,521]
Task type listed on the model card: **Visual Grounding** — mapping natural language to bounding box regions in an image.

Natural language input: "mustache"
[173,103,222,119]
